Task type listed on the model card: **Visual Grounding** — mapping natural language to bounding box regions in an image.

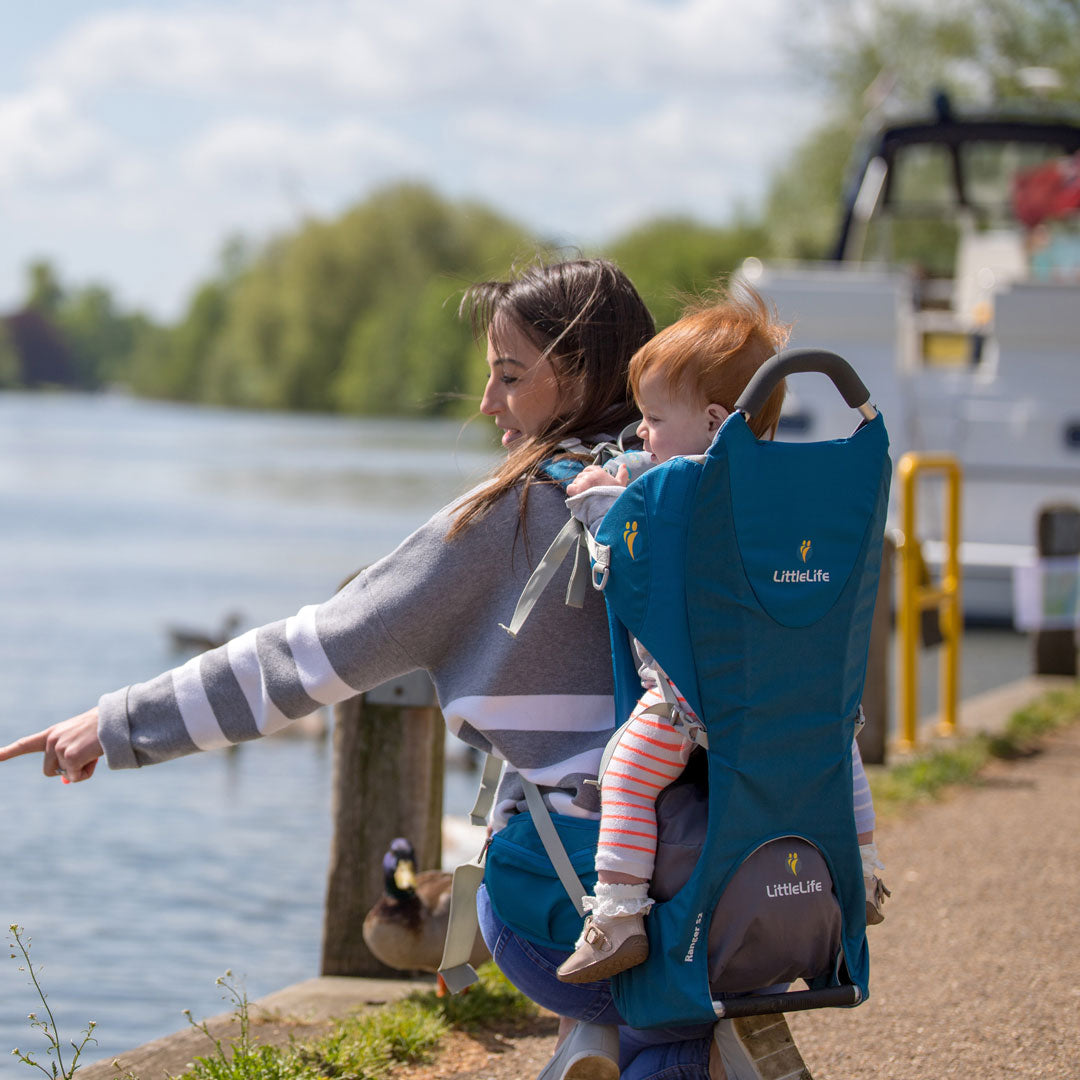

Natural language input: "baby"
[556,286,887,985]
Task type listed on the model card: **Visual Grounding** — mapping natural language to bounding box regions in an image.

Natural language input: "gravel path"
[410,722,1080,1080]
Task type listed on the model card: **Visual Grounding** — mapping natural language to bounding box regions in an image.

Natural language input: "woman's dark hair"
[449,258,654,538]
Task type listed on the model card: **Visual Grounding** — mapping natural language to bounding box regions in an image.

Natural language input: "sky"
[0,0,824,320]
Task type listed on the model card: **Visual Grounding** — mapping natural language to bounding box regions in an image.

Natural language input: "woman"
[0,258,741,1079]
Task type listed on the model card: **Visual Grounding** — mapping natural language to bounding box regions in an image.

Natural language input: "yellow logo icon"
[787,851,799,876]
[799,539,812,563]
[624,521,639,560]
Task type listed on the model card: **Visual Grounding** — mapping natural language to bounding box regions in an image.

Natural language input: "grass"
[868,681,1080,817]
[171,964,536,1080]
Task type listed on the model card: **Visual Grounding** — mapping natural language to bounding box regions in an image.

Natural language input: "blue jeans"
[477,884,713,1080]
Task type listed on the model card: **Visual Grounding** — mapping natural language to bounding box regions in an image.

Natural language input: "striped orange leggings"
[596,684,695,881]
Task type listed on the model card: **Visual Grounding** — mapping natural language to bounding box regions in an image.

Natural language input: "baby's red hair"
[629,283,790,439]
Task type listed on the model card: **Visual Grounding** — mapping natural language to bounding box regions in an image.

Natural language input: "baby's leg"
[596,703,694,882]
[557,696,693,984]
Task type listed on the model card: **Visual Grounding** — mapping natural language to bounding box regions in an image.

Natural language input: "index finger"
[0,731,50,761]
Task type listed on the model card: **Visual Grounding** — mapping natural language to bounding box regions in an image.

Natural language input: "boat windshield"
[860,138,1080,280]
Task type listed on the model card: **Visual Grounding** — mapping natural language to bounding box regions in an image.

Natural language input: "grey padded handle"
[736,348,870,418]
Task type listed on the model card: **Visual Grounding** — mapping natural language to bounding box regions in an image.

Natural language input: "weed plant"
[7,925,97,1080]
[178,973,313,1080]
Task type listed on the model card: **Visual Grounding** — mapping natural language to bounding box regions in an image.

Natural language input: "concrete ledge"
[905,674,1076,752]
[79,975,430,1080]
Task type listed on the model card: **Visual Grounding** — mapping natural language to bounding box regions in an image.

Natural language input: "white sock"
[582,881,654,920]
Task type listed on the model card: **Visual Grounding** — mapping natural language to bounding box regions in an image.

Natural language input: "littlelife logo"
[773,539,829,584]
[766,879,824,898]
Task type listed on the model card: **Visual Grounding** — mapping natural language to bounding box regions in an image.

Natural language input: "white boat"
[741,98,1080,623]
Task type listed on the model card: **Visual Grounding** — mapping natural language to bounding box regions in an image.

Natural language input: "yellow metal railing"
[895,453,963,750]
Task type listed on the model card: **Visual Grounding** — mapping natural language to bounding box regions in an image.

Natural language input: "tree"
[794,0,1080,119]
[199,183,531,416]
[25,260,64,315]
[605,217,775,329]
[0,322,20,388]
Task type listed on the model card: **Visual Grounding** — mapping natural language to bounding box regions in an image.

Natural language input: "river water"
[0,391,1031,1073]
[0,391,499,1073]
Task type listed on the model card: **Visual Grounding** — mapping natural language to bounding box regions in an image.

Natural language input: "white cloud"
[185,117,422,191]
[0,86,114,188]
[0,0,824,316]
[448,87,819,239]
[33,0,798,105]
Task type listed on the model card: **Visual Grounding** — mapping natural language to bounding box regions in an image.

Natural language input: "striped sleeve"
[851,738,875,836]
[96,520,451,769]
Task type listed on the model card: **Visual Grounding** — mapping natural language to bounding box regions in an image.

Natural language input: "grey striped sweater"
[97,480,616,827]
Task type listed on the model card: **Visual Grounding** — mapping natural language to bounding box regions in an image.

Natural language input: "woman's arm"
[1,497,489,777]
[95,503,491,770]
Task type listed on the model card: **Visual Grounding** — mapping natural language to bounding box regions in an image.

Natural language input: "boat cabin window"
[861,139,1079,288]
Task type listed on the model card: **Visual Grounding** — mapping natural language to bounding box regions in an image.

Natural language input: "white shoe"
[712,1013,812,1080]
[536,1020,619,1080]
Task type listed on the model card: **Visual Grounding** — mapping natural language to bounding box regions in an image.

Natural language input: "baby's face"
[635,370,728,463]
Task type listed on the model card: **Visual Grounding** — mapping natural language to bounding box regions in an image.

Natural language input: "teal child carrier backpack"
[441,349,891,1030]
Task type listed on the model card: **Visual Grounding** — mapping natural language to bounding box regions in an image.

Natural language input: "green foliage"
[408,962,538,1031]
[178,974,317,1080]
[299,1000,446,1079]
[762,119,860,262]
[56,285,144,388]
[604,216,774,329]
[869,682,1080,814]
[870,738,991,810]
[7,925,98,1080]
[8,259,148,390]
[169,964,533,1080]
[25,262,64,316]
[190,184,532,416]
[986,684,1080,757]
[0,322,20,388]
[796,0,1080,119]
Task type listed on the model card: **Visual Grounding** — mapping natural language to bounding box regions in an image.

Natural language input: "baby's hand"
[566,465,627,497]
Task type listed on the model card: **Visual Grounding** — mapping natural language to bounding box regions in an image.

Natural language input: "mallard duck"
[362,837,489,993]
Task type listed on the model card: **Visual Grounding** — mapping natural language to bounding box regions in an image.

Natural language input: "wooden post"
[1033,505,1080,677]
[320,671,444,977]
[860,533,893,765]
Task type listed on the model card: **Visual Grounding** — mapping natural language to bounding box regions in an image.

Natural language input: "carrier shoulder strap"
[500,441,619,638]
